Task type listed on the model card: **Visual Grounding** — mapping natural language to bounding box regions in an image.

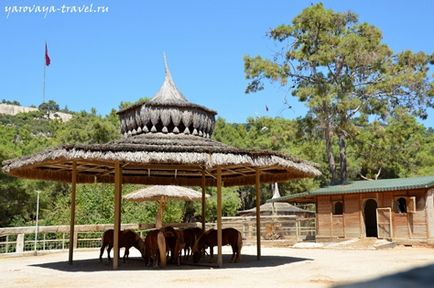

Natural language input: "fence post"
[43,233,46,250]
[16,233,24,253]
[5,235,9,253]
[296,220,300,242]
[62,233,65,250]
[74,232,78,249]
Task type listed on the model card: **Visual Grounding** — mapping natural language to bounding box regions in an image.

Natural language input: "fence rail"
[0,217,316,255]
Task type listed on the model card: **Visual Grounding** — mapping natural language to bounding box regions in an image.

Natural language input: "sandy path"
[1,245,433,288]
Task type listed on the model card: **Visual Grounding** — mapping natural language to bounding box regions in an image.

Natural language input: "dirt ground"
[1,244,434,288]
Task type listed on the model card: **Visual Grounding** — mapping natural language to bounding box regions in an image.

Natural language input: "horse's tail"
[157,231,166,268]
[236,231,243,262]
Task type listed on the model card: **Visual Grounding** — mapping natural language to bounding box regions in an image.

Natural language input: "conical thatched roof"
[123,185,208,228]
[238,183,314,216]
[117,59,216,137]
[2,61,321,187]
[123,185,206,202]
[238,202,313,216]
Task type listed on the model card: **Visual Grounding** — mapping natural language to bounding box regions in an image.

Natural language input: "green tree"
[244,3,433,184]
[56,110,120,145]
[352,110,427,179]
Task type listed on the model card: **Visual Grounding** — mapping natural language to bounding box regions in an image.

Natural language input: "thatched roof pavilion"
[238,183,314,217]
[2,59,320,269]
[124,185,208,228]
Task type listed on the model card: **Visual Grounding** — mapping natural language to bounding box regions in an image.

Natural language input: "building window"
[333,201,344,215]
[396,197,407,213]
[416,195,426,211]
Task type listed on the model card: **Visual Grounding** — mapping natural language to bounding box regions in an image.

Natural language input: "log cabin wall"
[427,189,434,239]
[316,196,332,239]
[331,195,344,238]
[315,188,432,241]
[343,194,361,238]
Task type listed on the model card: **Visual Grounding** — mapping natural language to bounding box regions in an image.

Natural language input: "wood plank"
[68,161,77,265]
[255,169,261,260]
[216,167,223,268]
[113,161,122,270]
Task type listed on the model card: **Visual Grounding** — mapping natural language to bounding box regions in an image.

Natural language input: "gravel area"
[1,245,434,288]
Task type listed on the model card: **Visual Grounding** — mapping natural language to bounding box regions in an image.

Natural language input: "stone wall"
[0,103,72,122]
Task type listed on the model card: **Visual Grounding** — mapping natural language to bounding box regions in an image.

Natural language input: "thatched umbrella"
[124,185,207,228]
[2,59,321,269]
[238,183,314,217]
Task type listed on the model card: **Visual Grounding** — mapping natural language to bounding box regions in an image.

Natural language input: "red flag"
[45,43,51,66]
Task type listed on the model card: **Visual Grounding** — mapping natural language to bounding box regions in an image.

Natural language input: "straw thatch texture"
[2,62,321,187]
[117,62,216,138]
[123,185,206,202]
[238,202,314,216]
[2,132,320,187]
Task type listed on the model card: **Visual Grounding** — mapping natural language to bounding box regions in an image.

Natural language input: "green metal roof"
[269,176,434,203]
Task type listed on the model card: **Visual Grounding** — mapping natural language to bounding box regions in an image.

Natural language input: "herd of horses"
[99,227,243,267]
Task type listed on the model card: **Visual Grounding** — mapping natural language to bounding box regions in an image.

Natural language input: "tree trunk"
[324,119,338,184]
[338,132,348,184]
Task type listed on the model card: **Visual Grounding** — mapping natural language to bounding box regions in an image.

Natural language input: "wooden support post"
[113,161,122,270]
[255,169,261,260]
[155,197,167,229]
[201,169,206,231]
[216,167,223,267]
[68,161,77,264]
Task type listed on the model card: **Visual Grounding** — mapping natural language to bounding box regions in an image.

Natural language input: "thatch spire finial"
[163,52,172,81]
[272,183,281,199]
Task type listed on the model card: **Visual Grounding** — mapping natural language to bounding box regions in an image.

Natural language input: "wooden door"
[376,208,392,239]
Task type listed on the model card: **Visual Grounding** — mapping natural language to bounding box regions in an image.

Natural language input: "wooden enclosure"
[316,188,434,243]
[271,176,434,244]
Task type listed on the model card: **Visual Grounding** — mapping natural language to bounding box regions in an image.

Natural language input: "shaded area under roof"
[269,176,434,203]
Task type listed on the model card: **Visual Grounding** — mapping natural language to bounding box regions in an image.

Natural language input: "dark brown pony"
[172,229,185,265]
[99,229,145,262]
[144,229,167,268]
[182,227,203,260]
[192,228,242,263]
[159,226,185,266]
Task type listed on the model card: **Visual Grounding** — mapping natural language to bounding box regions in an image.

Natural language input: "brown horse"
[192,228,242,263]
[99,229,145,262]
[144,229,167,268]
[159,226,185,266]
[182,227,203,260]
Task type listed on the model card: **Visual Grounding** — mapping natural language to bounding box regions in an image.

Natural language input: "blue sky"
[1,0,433,126]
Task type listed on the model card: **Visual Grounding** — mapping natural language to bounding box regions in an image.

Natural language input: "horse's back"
[101,229,139,247]
[101,229,114,246]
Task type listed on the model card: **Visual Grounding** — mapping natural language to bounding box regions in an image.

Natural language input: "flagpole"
[43,42,50,104]
[42,62,46,104]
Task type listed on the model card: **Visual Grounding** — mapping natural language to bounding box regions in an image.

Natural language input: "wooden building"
[269,176,434,244]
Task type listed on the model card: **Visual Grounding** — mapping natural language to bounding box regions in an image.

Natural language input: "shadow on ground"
[334,264,434,288]
[31,253,311,272]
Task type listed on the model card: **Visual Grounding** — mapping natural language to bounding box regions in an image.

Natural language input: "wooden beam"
[113,161,122,270]
[201,169,206,232]
[216,167,223,267]
[255,169,261,260]
[68,161,77,265]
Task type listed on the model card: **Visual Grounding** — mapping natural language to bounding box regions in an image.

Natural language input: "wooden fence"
[220,216,315,242]
[0,216,316,255]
